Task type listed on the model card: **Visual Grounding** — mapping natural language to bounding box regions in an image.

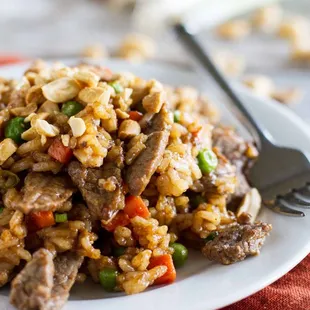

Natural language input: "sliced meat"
[7,88,26,109]
[212,127,256,206]
[45,253,83,310]
[145,105,171,133]
[10,248,54,310]
[202,222,272,265]
[10,249,83,310]
[126,106,171,196]
[212,127,249,169]
[68,161,125,221]
[4,173,74,214]
[126,131,169,196]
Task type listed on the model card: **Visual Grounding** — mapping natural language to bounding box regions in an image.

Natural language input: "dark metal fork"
[174,23,310,217]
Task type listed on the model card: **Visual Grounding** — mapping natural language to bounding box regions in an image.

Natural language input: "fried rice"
[0,60,272,310]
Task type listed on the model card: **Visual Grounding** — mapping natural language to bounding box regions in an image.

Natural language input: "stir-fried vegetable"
[197,149,218,174]
[61,101,84,117]
[4,117,28,143]
[170,243,188,268]
[149,254,176,285]
[109,81,123,94]
[48,138,73,164]
[99,268,119,292]
[28,211,55,231]
[113,246,126,257]
[55,213,68,223]
[173,110,181,123]
[0,170,20,190]
[101,211,130,232]
[128,111,143,122]
[0,207,4,214]
[124,195,150,219]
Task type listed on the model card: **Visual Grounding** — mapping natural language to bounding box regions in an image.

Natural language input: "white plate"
[1,60,310,310]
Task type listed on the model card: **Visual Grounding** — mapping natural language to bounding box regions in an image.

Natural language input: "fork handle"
[174,23,271,149]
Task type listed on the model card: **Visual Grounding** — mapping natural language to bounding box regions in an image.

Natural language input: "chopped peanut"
[35,119,59,137]
[118,119,141,139]
[243,75,275,98]
[0,139,17,165]
[61,134,70,147]
[142,92,164,113]
[68,117,86,137]
[252,5,283,33]
[271,88,303,105]
[278,16,310,40]
[216,20,251,40]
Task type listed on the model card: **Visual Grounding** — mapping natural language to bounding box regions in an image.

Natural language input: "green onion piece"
[55,213,68,223]
[170,243,188,268]
[173,110,181,123]
[99,267,119,292]
[204,231,219,242]
[0,207,4,214]
[190,195,205,209]
[197,149,218,174]
[61,101,84,117]
[0,170,20,189]
[109,82,123,94]
[113,246,126,257]
[4,117,29,143]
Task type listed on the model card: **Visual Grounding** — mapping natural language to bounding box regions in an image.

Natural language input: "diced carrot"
[192,126,202,138]
[124,195,150,219]
[48,138,73,164]
[128,111,143,122]
[27,211,55,232]
[148,254,176,285]
[101,211,130,232]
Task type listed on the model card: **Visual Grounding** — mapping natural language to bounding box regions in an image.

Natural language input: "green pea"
[109,82,123,94]
[99,268,119,292]
[197,149,218,174]
[55,213,68,223]
[113,246,126,257]
[173,110,181,123]
[204,231,219,242]
[170,243,188,268]
[61,101,84,117]
[4,117,28,143]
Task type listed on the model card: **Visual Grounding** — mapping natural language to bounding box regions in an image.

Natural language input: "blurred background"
[0,0,309,121]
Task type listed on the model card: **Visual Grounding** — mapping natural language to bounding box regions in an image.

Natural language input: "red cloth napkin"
[0,55,27,66]
[222,254,310,310]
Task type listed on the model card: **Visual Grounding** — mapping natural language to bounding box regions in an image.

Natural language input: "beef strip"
[202,222,272,265]
[10,249,83,310]
[126,106,171,196]
[212,127,255,206]
[3,173,74,214]
[68,161,125,221]
[10,248,54,310]
[45,253,83,310]
[144,105,171,133]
